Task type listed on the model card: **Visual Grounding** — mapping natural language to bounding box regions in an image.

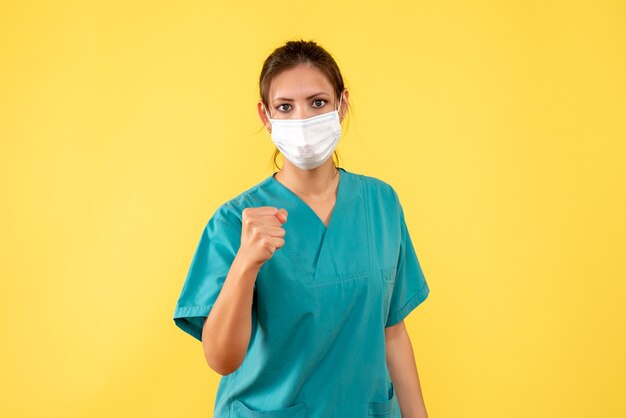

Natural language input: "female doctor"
[173,40,431,418]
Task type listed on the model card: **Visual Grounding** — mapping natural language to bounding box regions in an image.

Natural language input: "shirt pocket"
[232,399,308,418]
[381,266,397,308]
[368,381,398,417]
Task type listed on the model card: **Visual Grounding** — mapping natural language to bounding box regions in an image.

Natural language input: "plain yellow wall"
[1,0,624,417]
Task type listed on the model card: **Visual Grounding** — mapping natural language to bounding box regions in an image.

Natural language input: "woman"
[173,40,431,418]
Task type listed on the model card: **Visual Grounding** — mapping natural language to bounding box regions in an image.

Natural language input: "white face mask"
[264,94,343,170]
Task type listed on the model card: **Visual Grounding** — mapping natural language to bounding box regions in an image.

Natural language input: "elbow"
[205,352,243,376]
[201,315,247,375]
[202,337,244,376]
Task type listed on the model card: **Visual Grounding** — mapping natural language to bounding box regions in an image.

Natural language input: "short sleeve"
[385,205,430,328]
[172,214,242,342]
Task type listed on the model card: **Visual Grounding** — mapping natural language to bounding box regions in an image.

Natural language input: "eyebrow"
[272,92,330,102]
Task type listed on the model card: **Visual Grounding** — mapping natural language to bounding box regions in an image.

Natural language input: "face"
[257,64,348,130]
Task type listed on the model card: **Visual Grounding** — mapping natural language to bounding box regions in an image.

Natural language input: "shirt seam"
[212,214,239,231]
[362,175,373,272]
[387,280,430,326]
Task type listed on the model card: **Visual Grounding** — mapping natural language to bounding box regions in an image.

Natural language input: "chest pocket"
[381,266,397,313]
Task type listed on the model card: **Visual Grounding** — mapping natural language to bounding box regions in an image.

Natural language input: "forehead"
[269,64,334,100]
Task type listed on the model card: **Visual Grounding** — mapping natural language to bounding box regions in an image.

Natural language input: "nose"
[292,105,312,120]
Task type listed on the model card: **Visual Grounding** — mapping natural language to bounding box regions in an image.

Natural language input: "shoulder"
[348,170,406,257]
[208,175,275,229]
[346,168,401,206]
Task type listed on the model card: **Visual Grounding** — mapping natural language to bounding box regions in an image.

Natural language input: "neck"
[275,159,339,197]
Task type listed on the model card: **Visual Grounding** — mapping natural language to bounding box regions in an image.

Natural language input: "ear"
[339,89,349,122]
[257,100,272,132]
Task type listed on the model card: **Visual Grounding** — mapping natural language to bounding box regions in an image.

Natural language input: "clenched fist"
[238,206,288,270]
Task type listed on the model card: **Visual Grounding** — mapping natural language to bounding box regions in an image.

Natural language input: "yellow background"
[1,0,624,417]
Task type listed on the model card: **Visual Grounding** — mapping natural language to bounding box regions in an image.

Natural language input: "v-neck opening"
[270,167,345,231]
[263,167,370,281]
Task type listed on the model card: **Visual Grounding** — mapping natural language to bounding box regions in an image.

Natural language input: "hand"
[238,206,288,269]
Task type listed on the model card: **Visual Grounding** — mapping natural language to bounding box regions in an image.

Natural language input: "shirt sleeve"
[172,213,242,342]
[385,204,430,328]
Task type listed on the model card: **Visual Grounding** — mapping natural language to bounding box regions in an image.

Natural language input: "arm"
[201,251,259,376]
[201,207,288,376]
[385,320,429,418]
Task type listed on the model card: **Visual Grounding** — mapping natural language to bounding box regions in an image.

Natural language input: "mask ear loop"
[336,92,344,117]
[263,103,272,132]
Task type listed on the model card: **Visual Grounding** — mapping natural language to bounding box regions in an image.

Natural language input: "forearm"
[385,320,429,418]
[202,251,259,375]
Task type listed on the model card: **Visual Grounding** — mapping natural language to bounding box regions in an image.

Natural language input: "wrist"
[233,250,262,276]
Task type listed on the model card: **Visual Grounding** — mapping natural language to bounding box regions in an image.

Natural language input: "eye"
[276,103,292,112]
[312,99,327,108]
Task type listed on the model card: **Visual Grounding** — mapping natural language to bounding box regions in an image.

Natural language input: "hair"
[259,39,350,171]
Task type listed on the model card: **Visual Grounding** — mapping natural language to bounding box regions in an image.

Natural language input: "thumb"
[276,208,288,223]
